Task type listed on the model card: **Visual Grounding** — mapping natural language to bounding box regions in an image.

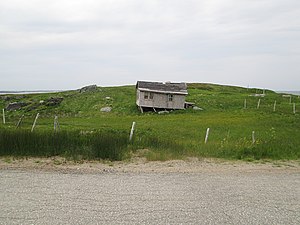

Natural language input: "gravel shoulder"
[0,156,299,175]
[1,157,299,225]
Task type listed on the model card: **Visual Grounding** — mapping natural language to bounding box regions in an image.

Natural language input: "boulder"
[100,107,112,112]
[158,110,169,114]
[193,106,203,111]
[15,95,25,100]
[6,102,29,111]
[0,96,12,101]
[79,85,98,93]
[26,103,40,111]
[45,97,64,106]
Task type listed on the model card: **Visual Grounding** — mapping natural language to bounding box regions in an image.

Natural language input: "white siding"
[137,90,186,109]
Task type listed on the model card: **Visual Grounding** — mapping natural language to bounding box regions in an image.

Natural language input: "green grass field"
[0,83,299,161]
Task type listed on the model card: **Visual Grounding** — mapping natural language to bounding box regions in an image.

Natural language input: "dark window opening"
[144,92,154,100]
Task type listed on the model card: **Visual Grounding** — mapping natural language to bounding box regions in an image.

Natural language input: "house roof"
[136,81,188,95]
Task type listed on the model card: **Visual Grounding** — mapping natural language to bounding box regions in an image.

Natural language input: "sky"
[0,0,299,91]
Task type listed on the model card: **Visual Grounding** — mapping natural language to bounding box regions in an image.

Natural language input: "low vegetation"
[0,83,299,161]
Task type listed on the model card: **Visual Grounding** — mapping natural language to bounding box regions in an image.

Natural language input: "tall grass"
[132,136,186,161]
[0,130,129,161]
[0,127,299,161]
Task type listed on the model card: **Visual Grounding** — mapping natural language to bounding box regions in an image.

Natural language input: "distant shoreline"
[1,90,299,96]
[277,91,300,96]
[0,90,63,95]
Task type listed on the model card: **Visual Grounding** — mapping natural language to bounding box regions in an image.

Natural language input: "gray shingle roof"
[136,81,188,95]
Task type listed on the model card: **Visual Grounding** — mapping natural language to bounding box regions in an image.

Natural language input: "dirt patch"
[0,156,299,174]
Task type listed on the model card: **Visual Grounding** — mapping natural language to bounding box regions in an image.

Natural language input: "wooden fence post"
[293,103,296,114]
[31,113,39,132]
[244,99,247,109]
[129,122,136,141]
[252,131,255,144]
[204,128,210,144]
[54,115,60,132]
[2,109,5,124]
[257,99,261,109]
[273,100,277,112]
[16,114,24,128]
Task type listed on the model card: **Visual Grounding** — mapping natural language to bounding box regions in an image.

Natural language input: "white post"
[16,114,24,128]
[2,109,5,124]
[257,99,261,109]
[273,100,277,112]
[129,122,136,141]
[54,115,60,132]
[263,89,265,95]
[293,103,296,114]
[31,113,39,132]
[244,99,247,109]
[290,96,292,104]
[204,128,210,144]
[252,131,255,144]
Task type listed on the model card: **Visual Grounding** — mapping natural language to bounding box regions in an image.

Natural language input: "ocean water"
[278,91,300,96]
[0,90,62,95]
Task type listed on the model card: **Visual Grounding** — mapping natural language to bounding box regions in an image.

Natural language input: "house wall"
[137,90,186,109]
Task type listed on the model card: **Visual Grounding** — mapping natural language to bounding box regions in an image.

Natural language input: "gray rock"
[158,110,169,114]
[45,97,64,106]
[15,95,25,100]
[26,103,40,111]
[193,106,203,111]
[6,102,29,111]
[100,107,112,112]
[79,85,98,93]
[1,96,12,101]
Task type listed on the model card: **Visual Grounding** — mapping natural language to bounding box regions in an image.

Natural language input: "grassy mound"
[0,83,299,161]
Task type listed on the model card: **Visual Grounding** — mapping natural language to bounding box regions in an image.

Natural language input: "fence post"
[252,131,255,144]
[129,122,136,141]
[293,103,296,114]
[54,115,60,132]
[244,99,247,109]
[2,109,5,124]
[204,128,210,144]
[257,99,261,109]
[16,114,24,128]
[31,113,39,132]
[273,100,276,112]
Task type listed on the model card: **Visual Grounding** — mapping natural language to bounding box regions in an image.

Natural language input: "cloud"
[0,0,299,90]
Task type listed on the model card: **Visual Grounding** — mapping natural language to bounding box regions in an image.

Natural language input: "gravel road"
[0,164,299,224]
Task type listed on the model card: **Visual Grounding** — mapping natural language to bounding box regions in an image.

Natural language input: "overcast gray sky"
[0,0,299,91]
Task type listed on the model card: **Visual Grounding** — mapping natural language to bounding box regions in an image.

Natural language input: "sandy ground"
[0,156,299,175]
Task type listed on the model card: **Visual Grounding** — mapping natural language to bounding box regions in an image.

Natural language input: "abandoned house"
[136,81,189,112]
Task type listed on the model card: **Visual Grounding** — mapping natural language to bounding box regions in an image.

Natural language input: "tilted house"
[136,81,188,112]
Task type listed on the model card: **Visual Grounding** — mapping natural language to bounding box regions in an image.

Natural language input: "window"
[149,92,154,100]
[168,94,173,101]
[144,92,149,99]
[144,92,154,100]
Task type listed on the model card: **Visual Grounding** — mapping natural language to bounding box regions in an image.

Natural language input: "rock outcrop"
[100,107,112,112]
[45,97,64,106]
[6,102,29,111]
[79,85,98,93]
